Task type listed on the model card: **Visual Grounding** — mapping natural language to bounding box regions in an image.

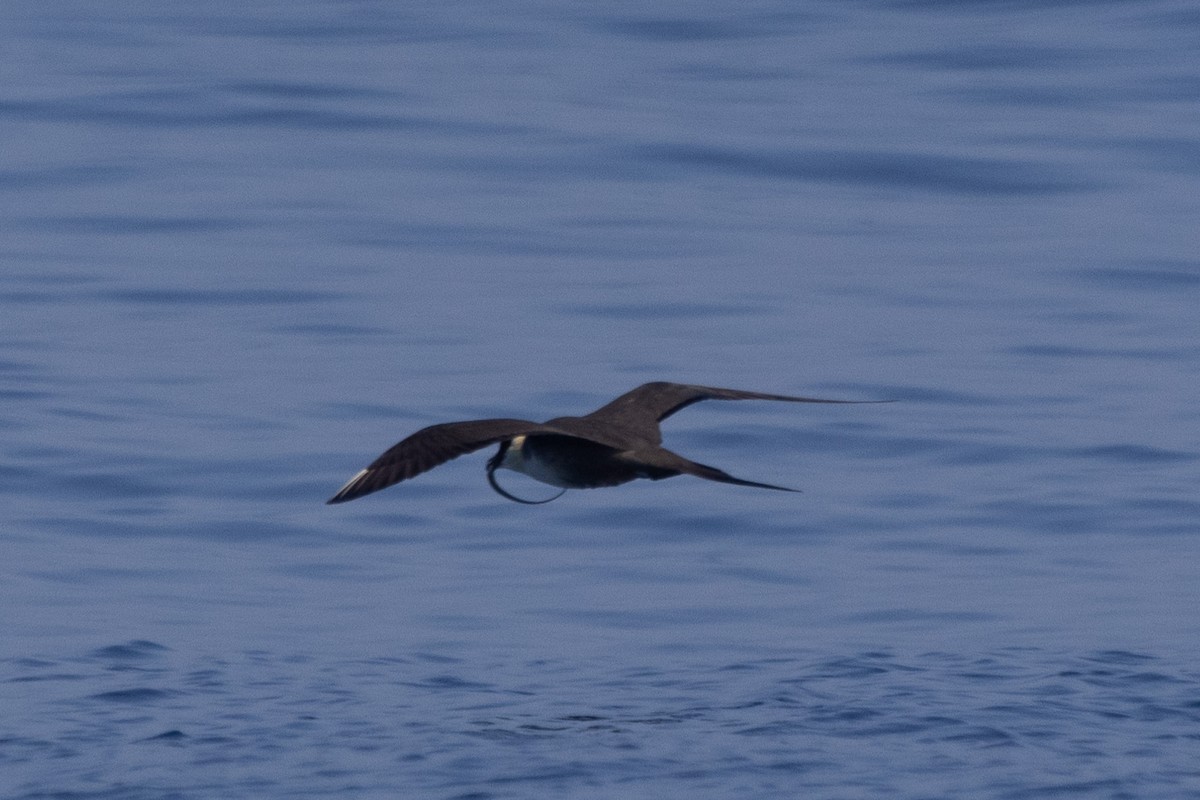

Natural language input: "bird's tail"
[623,449,800,493]
[679,458,800,492]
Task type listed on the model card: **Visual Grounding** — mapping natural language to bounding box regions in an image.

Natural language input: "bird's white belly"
[499,435,574,488]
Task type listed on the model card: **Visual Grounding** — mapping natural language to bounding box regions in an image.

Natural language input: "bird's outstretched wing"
[579,381,874,444]
[327,418,549,504]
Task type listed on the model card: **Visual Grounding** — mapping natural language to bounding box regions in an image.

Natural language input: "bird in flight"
[327,381,883,505]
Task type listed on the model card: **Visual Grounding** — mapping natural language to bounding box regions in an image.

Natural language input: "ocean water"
[3,1,1200,798]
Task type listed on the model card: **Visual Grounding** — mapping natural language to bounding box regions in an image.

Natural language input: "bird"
[327,381,883,505]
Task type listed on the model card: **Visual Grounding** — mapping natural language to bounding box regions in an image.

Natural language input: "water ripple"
[7,646,1196,798]
[627,143,1097,195]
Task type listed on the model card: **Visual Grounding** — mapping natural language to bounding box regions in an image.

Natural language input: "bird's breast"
[499,435,576,488]
[499,434,639,489]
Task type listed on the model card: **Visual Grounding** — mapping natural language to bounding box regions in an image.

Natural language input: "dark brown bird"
[327,381,881,505]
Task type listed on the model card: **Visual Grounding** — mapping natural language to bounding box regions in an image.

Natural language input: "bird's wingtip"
[326,469,370,505]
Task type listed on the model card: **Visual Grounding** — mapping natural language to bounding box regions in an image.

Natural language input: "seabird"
[327,381,882,505]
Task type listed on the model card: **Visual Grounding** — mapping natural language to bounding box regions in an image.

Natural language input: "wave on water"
[3,642,1198,799]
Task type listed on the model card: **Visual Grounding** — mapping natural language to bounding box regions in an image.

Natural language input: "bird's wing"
[580,381,873,441]
[327,418,550,504]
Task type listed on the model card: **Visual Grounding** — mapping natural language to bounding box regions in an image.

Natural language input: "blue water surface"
[3,1,1200,798]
